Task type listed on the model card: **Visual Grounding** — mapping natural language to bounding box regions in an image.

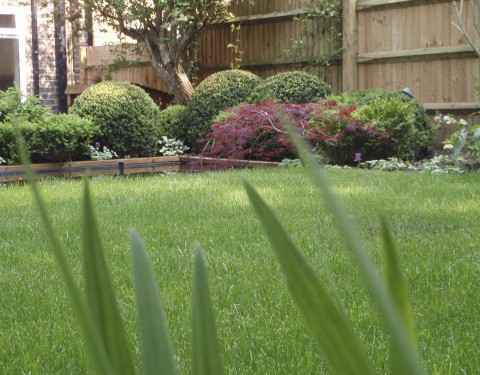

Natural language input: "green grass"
[0,168,479,374]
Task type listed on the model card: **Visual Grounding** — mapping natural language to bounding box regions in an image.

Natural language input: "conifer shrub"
[248,71,332,104]
[183,70,262,148]
[70,81,161,157]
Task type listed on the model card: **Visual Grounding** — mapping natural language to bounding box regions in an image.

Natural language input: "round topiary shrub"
[70,81,161,157]
[248,71,332,104]
[183,69,262,147]
[156,104,188,141]
[335,89,434,160]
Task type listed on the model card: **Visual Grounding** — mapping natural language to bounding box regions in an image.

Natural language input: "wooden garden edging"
[0,156,181,183]
[179,156,279,169]
[0,156,279,183]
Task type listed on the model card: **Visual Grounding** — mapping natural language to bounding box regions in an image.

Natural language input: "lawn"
[0,168,479,374]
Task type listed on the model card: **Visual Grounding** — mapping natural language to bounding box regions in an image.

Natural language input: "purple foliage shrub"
[198,100,390,165]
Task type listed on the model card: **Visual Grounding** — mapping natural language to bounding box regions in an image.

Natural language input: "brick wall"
[0,1,91,113]
[0,1,123,112]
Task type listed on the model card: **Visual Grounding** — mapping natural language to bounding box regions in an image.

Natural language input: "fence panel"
[347,0,480,113]
[197,0,343,92]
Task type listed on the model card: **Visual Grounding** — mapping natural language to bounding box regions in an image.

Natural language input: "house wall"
[0,1,63,111]
[0,1,119,113]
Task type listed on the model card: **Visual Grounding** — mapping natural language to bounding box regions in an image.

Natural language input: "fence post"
[342,0,358,92]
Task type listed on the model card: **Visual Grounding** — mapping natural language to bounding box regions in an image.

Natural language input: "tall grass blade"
[191,247,224,375]
[380,215,417,374]
[380,216,415,339]
[276,109,426,374]
[16,134,114,374]
[82,180,135,375]
[130,229,179,375]
[244,182,375,375]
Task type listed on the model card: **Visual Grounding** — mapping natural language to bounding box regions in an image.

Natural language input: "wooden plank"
[357,0,450,11]
[358,0,412,10]
[65,84,90,94]
[179,156,279,168]
[199,55,342,70]
[423,102,480,110]
[357,45,477,63]
[216,9,307,25]
[342,0,358,92]
[0,158,180,173]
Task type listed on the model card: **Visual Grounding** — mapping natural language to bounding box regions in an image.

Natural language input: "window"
[0,7,26,93]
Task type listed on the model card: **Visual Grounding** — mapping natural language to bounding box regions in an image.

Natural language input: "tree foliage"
[36,0,233,104]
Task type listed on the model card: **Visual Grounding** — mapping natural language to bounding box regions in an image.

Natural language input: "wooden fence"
[344,0,480,113]
[196,0,343,93]
[73,0,480,124]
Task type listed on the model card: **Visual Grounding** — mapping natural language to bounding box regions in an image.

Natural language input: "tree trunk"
[149,58,194,105]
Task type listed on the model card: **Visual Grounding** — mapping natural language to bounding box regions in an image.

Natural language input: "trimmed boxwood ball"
[156,104,188,141]
[184,69,262,147]
[70,81,161,157]
[248,71,332,104]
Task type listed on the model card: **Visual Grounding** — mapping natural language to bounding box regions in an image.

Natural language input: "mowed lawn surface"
[0,168,479,374]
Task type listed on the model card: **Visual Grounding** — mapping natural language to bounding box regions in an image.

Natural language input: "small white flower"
[459,119,468,126]
[443,143,454,150]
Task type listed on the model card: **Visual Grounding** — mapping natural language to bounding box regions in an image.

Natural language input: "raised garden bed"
[0,156,279,183]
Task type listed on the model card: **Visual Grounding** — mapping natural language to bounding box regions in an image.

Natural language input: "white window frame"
[0,6,27,94]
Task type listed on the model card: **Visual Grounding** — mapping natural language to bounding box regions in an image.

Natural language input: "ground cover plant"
[1,167,479,373]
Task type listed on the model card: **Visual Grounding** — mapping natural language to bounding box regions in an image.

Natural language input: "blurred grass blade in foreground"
[192,247,225,375]
[82,180,135,375]
[244,107,425,374]
[17,134,114,374]
[131,229,179,375]
[380,215,417,374]
[244,182,375,375]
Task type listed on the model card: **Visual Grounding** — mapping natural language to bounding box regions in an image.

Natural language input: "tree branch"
[452,0,480,58]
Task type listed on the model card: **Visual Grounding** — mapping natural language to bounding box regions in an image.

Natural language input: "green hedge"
[0,115,99,164]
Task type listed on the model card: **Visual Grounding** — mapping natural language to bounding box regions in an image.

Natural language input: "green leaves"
[192,248,224,375]
[131,230,179,375]
[22,122,223,374]
[17,134,114,375]
[244,182,374,375]
[23,104,426,374]
[82,181,135,375]
[243,108,426,374]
